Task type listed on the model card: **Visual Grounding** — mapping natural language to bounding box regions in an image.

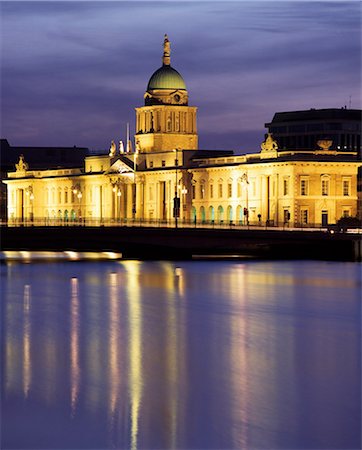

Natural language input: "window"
[65,189,68,204]
[200,184,205,199]
[300,179,308,196]
[149,186,153,201]
[301,209,308,224]
[192,185,196,200]
[228,183,232,198]
[343,209,350,218]
[161,160,165,167]
[218,183,223,198]
[175,159,178,166]
[283,179,289,196]
[321,179,329,196]
[237,182,241,197]
[58,189,62,203]
[343,180,350,196]
[210,184,214,199]
[149,161,153,168]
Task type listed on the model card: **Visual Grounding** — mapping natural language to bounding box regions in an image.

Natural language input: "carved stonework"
[261,134,278,152]
[109,140,116,157]
[317,140,333,151]
[15,155,29,172]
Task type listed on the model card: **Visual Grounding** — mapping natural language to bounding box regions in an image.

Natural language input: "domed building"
[3,36,361,227]
[135,34,198,153]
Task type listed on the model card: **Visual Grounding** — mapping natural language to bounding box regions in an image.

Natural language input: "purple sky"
[1,1,361,154]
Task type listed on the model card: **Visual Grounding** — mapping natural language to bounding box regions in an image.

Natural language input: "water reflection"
[1,261,361,450]
[23,284,31,398]
[70,277,80,416]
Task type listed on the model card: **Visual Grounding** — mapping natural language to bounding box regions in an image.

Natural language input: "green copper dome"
[147,65,187,91]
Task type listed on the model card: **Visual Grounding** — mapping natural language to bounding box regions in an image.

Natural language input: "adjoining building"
[0,139,89,221]
[265,108,361,156]
[3,36,362,227]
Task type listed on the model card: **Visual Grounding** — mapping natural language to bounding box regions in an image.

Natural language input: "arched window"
[227,205,233,221]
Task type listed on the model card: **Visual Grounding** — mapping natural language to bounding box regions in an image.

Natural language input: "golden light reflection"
[23,284,31,398]
[108,271,121,437]
[70,277,80,417]
[174,265,185,298]
[165,265,180,448]
[229,265,249,449]
[124,261,143,450]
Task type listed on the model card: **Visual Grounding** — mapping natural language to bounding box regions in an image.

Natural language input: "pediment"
[106,158,134,174]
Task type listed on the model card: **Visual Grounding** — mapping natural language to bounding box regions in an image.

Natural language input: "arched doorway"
[200,206,206,223]
[236,205,242,224]
[217,205,224,223]
[191,206,196,223]
[227,205,233,222]
[209,206,214,222]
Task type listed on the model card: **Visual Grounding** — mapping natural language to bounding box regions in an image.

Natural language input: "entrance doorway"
[321,211,328,226]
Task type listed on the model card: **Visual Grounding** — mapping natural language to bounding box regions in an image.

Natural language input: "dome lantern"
[144,35,188,106]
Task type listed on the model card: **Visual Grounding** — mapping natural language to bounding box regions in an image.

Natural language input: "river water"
[1,259,361,449]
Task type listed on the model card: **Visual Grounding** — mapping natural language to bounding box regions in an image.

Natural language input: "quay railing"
[2,218,361,233]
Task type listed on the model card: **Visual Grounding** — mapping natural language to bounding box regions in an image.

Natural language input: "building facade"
[4,36,362,227]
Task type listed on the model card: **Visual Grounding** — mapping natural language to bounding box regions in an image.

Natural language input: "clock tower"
[135,35,198,153]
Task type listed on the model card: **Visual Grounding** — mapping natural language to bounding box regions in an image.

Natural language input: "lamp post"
[72,184,82,223]
[173,149,181,228]
[241,173,249,225]
[25,186,34,223]
[111,179,122,222]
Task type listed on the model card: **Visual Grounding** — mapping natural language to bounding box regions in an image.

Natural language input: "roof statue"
[109,140,116,157]
[163,34,171,66]
[15,154,29,172]
[317,139,333,151]
[119,140,124,154]
[261,133,278,152]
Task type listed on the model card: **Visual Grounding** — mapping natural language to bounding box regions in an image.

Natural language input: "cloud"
[1,1,360,151]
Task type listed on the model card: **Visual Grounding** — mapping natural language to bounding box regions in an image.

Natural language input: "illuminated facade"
[4,36,362,227]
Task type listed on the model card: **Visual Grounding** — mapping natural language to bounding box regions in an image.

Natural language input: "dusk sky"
[1,1,361,154]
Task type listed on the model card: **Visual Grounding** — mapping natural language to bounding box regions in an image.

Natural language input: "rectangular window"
[192,185,196,200]
[161,160,165,167]
[210,184,214,199]
[321,179,329,196]
[283,179,289,196]
[228,183,232,198]
[65,190,68,203]
[149,186,153,201]
[149,161,153,168]
[200,184,205,199]
[301,209,308,224]
[58,190,62,203]
[300,179,308,196]
[237,183,241,197]
[343,209,350,218]
[343,180,350,196]
[218,183,223,198]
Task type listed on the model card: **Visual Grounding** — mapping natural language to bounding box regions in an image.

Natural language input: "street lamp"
[25,186,34,223]
[240,173,249,225]
[173,149,181,228]
[111,179,122,222]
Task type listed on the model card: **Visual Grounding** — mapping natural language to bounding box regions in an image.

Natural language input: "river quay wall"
[1,226,361,261]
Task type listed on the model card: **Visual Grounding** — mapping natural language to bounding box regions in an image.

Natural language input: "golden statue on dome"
[163,34,171,66]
